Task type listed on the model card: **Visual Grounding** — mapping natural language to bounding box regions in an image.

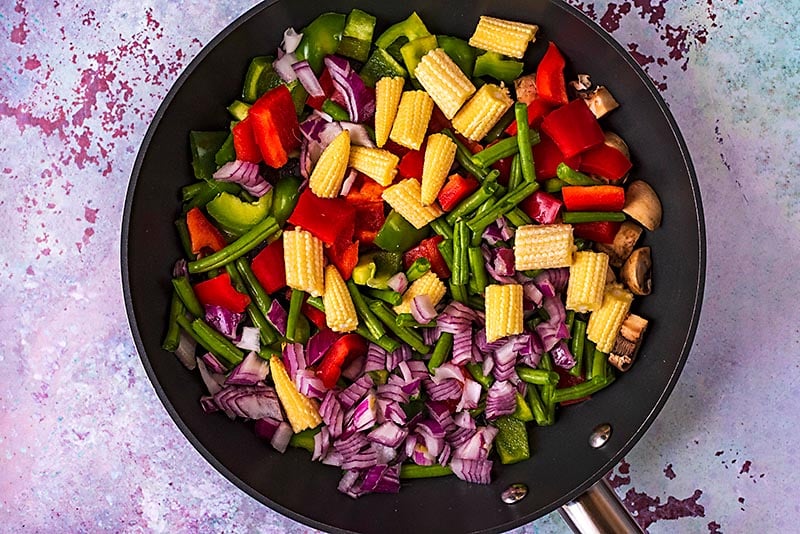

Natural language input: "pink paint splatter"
[664,463,676,479]
[624,488,705,530]
[599,2,632,33]
[24,55,41,70]
[84,206,98,223]
[708,521,722,533]
[739,460,751,474]
[10,0,29,44]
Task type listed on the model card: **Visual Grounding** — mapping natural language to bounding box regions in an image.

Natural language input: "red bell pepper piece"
[536,42,568,106]
[520,190,563,224]
[572,221,621,244]
[540,99,605,159]
[437,173,480,212]
[316,333,368,388]
[532,132,581,180]
[325,239,359,281]
[345,173,386,204]
[553,366,590,406]
[307,68,334,110]
[193,272,251,313]
[231,117,263,163]
[302,299,328,331]
[287,189,356,245]
[352,201,386,246]
[383,139,411,159]
[185,207,227,255]
[578,143,632,181]
[250,236,286,294]
[397,148,425,180]
[561,185,625,212]
[505,98,554,135]
[427,105,451,135]
[248,84,301,169]
[403,235,451,279]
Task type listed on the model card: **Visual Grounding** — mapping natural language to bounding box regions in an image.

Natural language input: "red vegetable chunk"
[185,207,227,255]
[578,143,632,181]
[540,99,605,159]
[288,189,356,245]
[520,190,563,224]
[532,132,581,180]
[248,84,301,168]
[536,43,568,106]
[326,239,359,281]
[561,185,625,212]
[193,272,251,313]
[505,98,554,135]
[572,221,621,244]
[403,235,451,279]
[437,173,480,212]
[397,148,425,180]
[353,201,386,246]
[251,236,286,294]
[316,333,368,388]
[231,117,263,163]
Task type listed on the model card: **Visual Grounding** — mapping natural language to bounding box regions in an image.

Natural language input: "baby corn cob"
[468,16,539,59]
[451,84,513,141]
[309,129,350,198]
[375,76,405,147]
[587,283,634,353]
[394,271,447,314]
[270,356,322,433]
[566,251,610,312]
[382,178,444,229]
[484,283,524,343]
[323,265,359,332]
[283,229,325,297]
[414,48,476,120]
[421,133,457,205]
[514,223,575,270]
[348,146,399,186]
[389,90,434,150]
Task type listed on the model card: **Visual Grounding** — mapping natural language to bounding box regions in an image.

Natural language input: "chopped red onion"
[341,354,365,381]
[425,378,462,401]
[340,122,376,148]
[226,351,269,386]
[373,443,398,465]
[450,458,493,484]
[197,357,226,395]
[430,362,465,385]
[536,321,562,352]
[292,59,325,98]
[213,384,282,421]
[324,56,376,124]
[339,374,374,409]
[341,447,379,471]
[282,342,306,381]
[266,300,288,336]
[212,160,272,197]
[453,410,476,430]
[543,296,567,325]
[551,340,577,369]
[410,294,437,324]
[295,369,326,400]
[386,345,411,371]
[456,379,482,412]
[254,417,281,441]
[200,352,227,374]
[340,168,358,196]
[347,390,378,432]
[522,282,544,305]
[174,331,197,370]
[492,247,516,276]
[306,328,340,366]
[386,272,408,293]
[364,343,387,372]
[235,326,261,352]
[273,51,298,83]
[320,390,344,437]
[312,426,331,461]
[451,327,474,365]
[205,304,244,340]
[281,27,303,54]
[376,383,409,404]
[383,400,407,426]
[271,422,293,453]
[367,421,408,448]
[485,380,518,420]
[447,425,477,448]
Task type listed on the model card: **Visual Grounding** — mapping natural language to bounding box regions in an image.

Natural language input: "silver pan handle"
[558,478,644,534]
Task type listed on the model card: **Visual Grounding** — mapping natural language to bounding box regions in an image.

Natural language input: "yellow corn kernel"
[394,271,447,315]
[389,90,434,150]
[566,251,610,312]
[484,284,524,343]
[375,76,405,148]
[270,356,322,433]
[309,129,350,198]
[323,265,358,333]
[348,146,399,186]
[468,16,539,59]
[283,229,325,297]
[420,133,457,205]
[382,178,444,229]
[514,223,575,270]
[414,48,476,120]
[451,84,513,141]
[587,284,634,353]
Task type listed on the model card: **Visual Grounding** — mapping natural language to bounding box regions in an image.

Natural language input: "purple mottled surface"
[1,1,798,532]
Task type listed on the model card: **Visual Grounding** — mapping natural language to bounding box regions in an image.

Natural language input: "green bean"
[583,340,598,380]
[369,301,430,354]
[171,276,204,317]
[590,348,609,381]
[174,219,195,259]
[466,179,540,234]
[436,239,454,271]
[556,163,598,186]
[441,129,488,180]
[396,313,437,328]
[427,332,454,373]
[355,324,400,352]
[405,257,431,282]
[566,310,576,331]
[184,181,241,211]
[430,218,454,239]
[468,246,488,294]
[347,280,386,340]
[188,217,280,273]
[508,154,522,191]
[162,292,184,351]
[365,288,403,306]
[514,103,538,183]
[181,182,206,202]
[305,295,325,312]
[506,207,532,227]
[400,463,453,479]
[526,384,551,426]
[180,316,244,367]
[235,258,273,315]
[445,172,499,224]
[553,375,616,403]
[482,107,516,142]
[224,262,278,345]
[471,135,519,168]
[467,295,485,311]
[538,353,557,424]
[465,362,494,389]
[516,367,560,386]
[321,99,349,121]
[543,178,566,193]
[452,221,470,286]
[285,289,305,342]
[561,211,627,224]
[569,319,587,377]
[450,280,468,304]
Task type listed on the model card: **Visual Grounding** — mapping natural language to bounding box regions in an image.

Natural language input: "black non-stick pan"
[122,1,705,532]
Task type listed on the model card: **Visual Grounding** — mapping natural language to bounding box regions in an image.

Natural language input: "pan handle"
[558,478,643,534]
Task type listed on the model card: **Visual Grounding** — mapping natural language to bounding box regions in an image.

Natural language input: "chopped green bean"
[569,319,587,377]
[450,280,468,303]
[365,287,403,306]
[506,207,532,227]
[526,384,551,426]
[452,220,470,286]
[538,353,557,425]
[305,295,325,312]
[445,171,499,224]
[514,103,538,182]
[441,129,489,180]
[347,280,386,340]
[188,217,280,273]
[400,463,453,479]
[483,107,516,142]
[562,211,627,224]
[162,292,184,351]
[556,162,598,185]
[405,257,431,282]
[467,295,485,311]
[471,135,519,168]
[590,348,609,381]
[174,219,195,259]
[355,324,400,352]
[369,301,430,354]
[285,289,305,342]
[171,276,204,317]
[516,367,560,385]
[466,179,539,234]
[427,332,454,372]
[553,375,616,403]
[508,153,522,191]
[185,316,244,367]
[583,339,597,380]
[465,362,494,389]
[430,218,454,239]
[543,178,566,193]
[437,239,454,271]
[396,313,436,328]
[468,246,488,294]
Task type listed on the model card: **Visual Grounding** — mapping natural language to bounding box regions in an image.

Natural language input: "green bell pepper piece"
[321,99,349,121]
[337,8,377,63]
[512,392,534,422]
[214,133,236,167]
[189,131,228,182]
[474,51,524,83]
[437,35,477,77]
[375,12,431,49]
[241,56,282,103]
[289,427,321,452]
[374,210,430,253]
[352,251,403,288]
[295,12,346,73]
[286,79,308,115]
[206,191,272,237]
[360,48,408,87]
[367,369,389,386]
[226,100,251,121]
[270,175,304,226]
[494,416,530,464]
[401,35,438,78]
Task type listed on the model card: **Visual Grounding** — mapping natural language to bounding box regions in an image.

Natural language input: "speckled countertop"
[1,1,798,532]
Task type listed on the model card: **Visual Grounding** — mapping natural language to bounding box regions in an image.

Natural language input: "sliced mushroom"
[595,221,643,267]
[605,265,616,285]
[603,131,630,160]
[513,73,538,105]
[569,73,593,92]
[623,181,662,231]
[620,247,652,295]
[608,313,649,372]
[582,86,619,119]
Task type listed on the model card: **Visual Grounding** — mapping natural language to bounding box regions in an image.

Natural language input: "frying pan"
[121,0,705,532]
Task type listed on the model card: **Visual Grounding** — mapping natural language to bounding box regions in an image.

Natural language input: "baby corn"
[485,284,524,343]
[375,76,405,147]
[309,129,350,198]
[389,90,434,150]
[514,223,575,270]
[468,16,539,59]
[394,271,447,315]
[587,283,634,353]
[414,48,476,119]
[349,146,399,186]
[323,265,359,332]
[270,356,322,432]
[566,251,610,312]
[451,83,513,141]
[382,178,444,229]
[283,229,325,297]
[421,133,457,205]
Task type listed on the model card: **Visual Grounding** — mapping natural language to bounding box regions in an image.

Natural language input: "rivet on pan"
[589,423,612,448]
[501,483,528,504]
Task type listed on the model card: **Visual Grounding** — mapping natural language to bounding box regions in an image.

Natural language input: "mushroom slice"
[595,221,643,267]
[608,313,649,372]
[621,247,652,296]
[513,73,538,105]
[623,181,662,231]
[582,86,619,118]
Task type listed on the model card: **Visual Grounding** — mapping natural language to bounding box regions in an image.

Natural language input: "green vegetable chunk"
[206,191,272,237]
[494,416,530,465]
